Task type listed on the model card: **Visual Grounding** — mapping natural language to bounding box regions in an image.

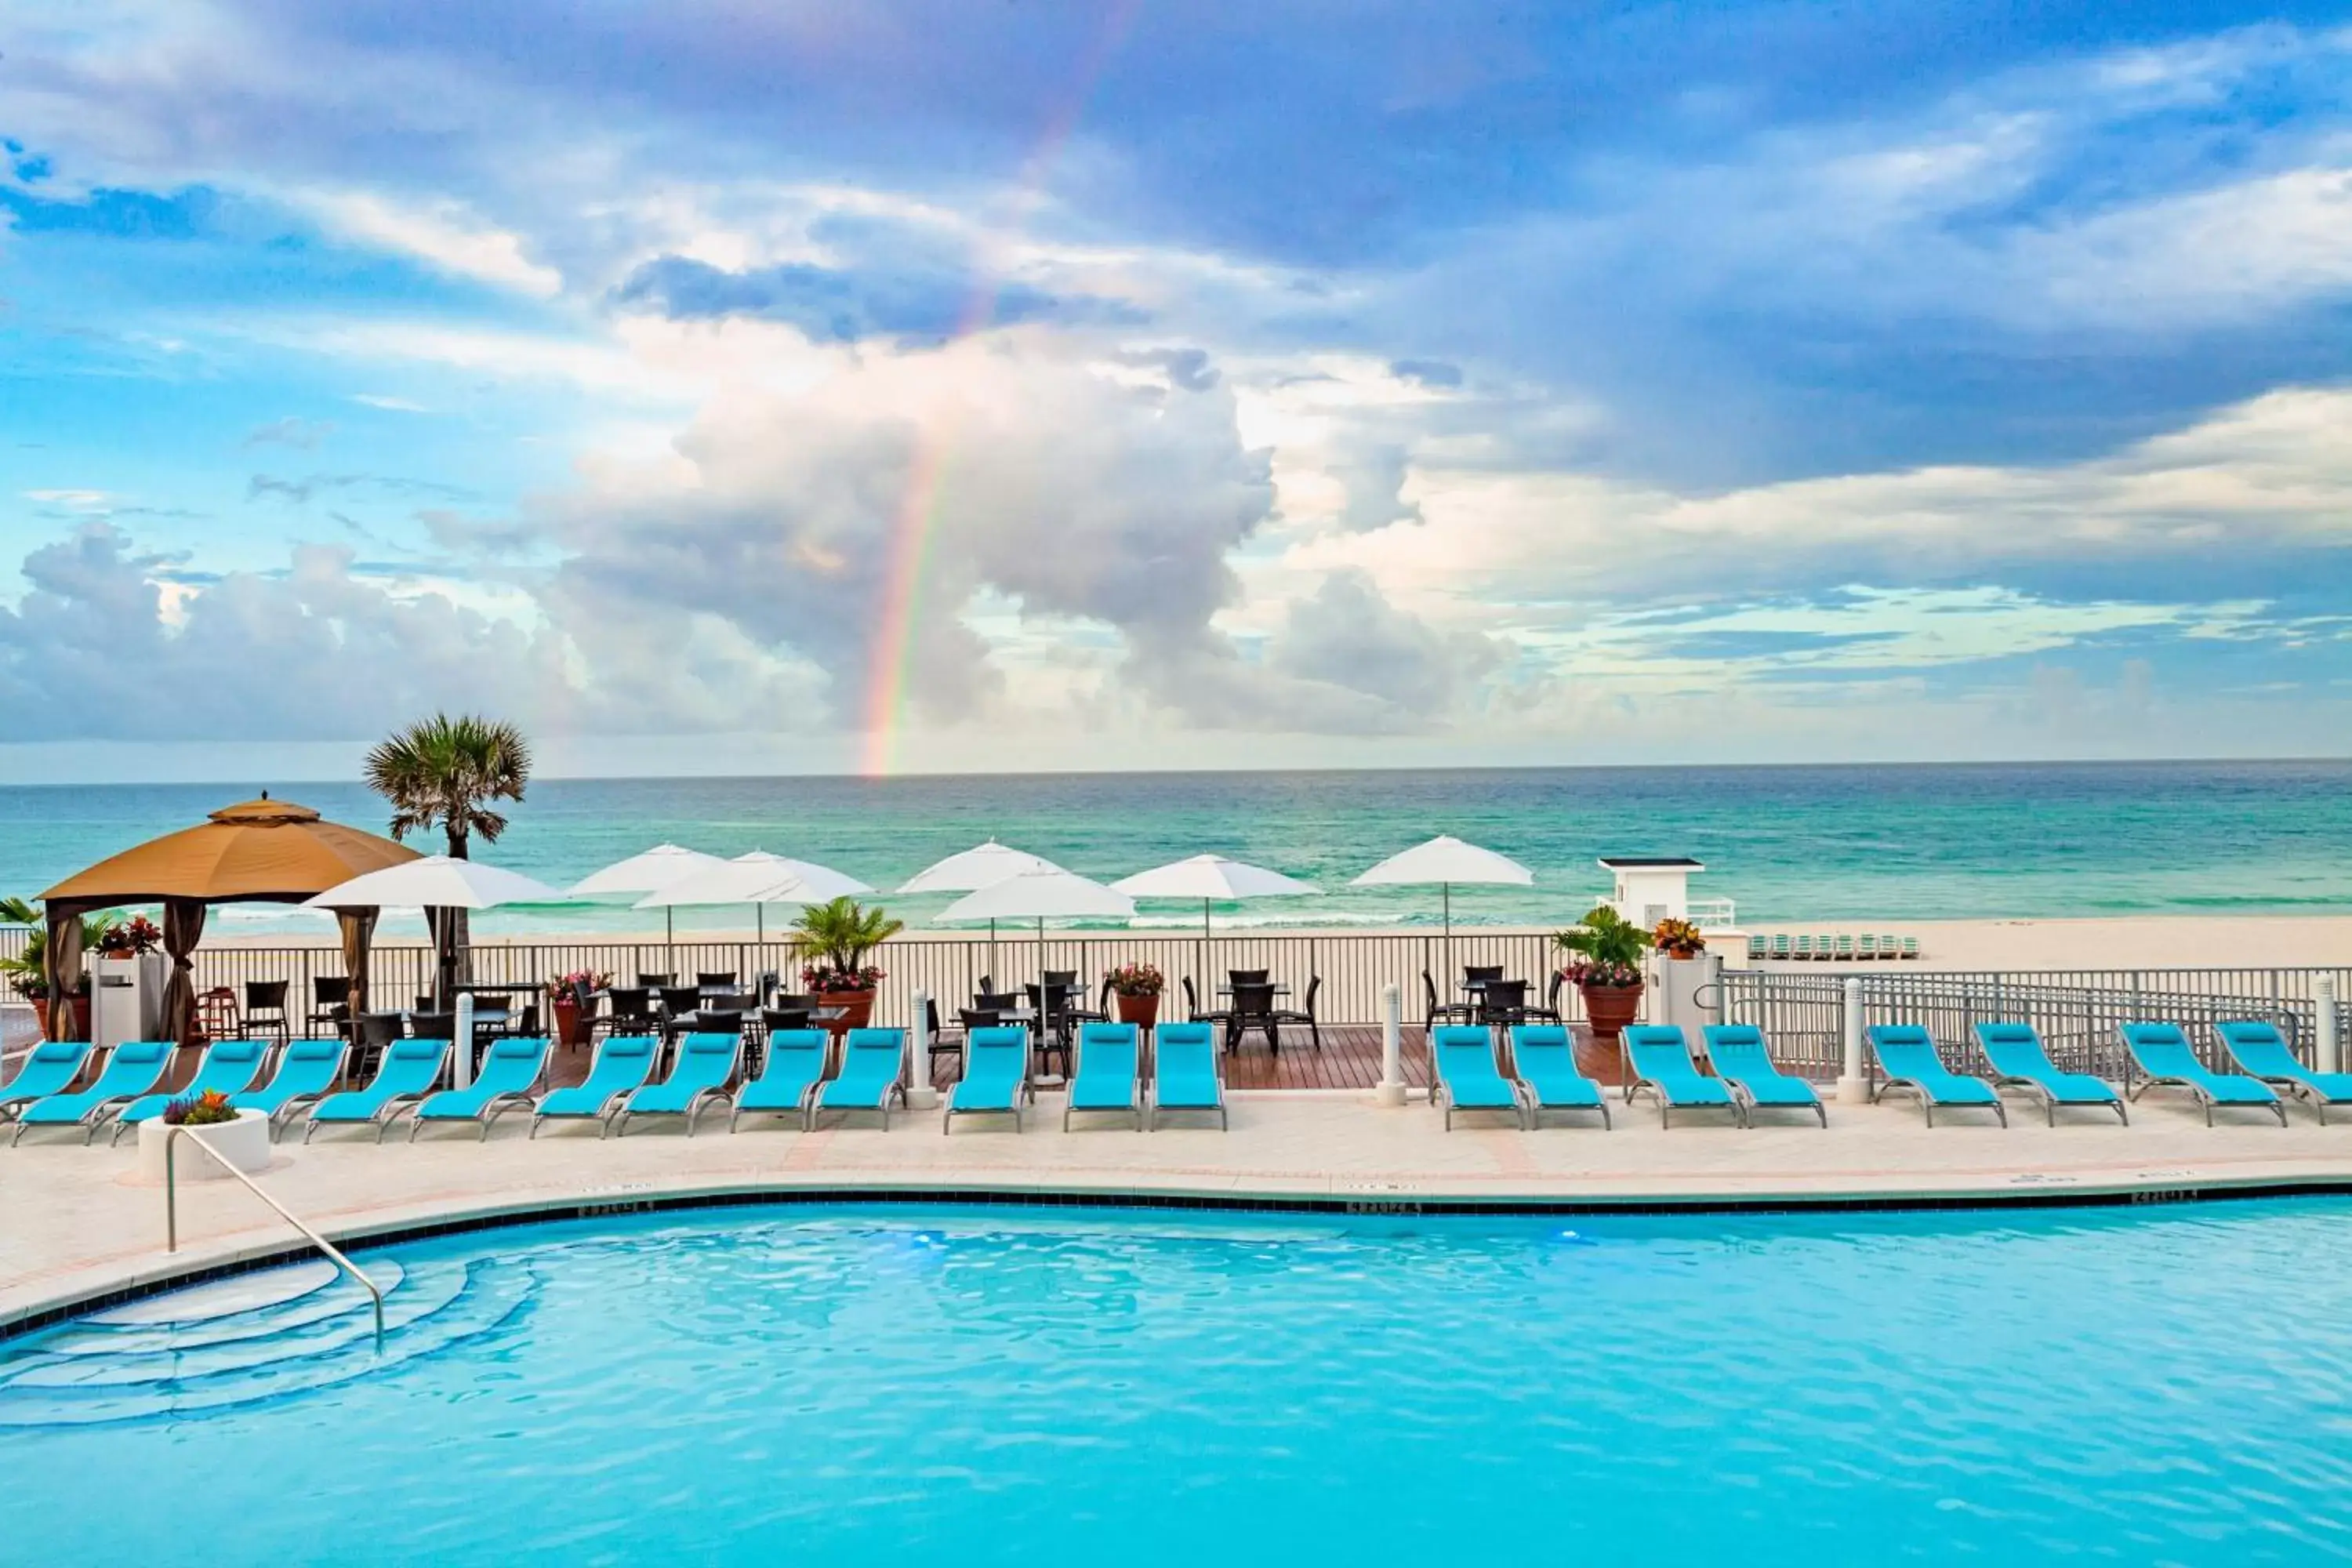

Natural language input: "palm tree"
[365,713,533,1000]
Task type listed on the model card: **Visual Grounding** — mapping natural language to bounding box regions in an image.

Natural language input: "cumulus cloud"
[0,523,578,742]
[525,332,1276,725]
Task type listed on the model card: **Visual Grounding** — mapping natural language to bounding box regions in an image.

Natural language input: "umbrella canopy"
[898,839,1064,894]
[303,855,567,912]
[1352,835,1534,977]
[1352,836,1534,890]
[1113,854,1316,944]
[1114,854,1316,902]
[938,869,1135,924]
[633,851,870,910]
[568,844,726,898]
[41,796,421,911]
[631,851,871,942]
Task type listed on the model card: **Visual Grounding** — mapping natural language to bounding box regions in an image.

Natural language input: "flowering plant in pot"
[543,970,610,1047]
[93,914,164,959]
[162,1089,239,1127]
[790,897,904,1033]
[1651,917,1706,960]
[1105,962,1164,1029]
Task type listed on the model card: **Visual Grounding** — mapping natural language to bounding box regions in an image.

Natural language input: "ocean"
[2,761,2347,938]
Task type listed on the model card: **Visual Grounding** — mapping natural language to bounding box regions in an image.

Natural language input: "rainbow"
[858,0,1143,778]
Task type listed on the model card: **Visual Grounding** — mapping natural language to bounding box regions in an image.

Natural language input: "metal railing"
[165,1125,384,1349]
[61,928,1592,1031]
[1717,967,2351,1084]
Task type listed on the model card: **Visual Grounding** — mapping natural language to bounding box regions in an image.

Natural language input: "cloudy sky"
[3,2,2349,781]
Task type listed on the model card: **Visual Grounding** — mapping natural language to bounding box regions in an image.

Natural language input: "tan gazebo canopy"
[40,795,421,1043]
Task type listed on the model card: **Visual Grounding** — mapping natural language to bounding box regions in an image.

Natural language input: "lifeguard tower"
[1597,857,1733,931]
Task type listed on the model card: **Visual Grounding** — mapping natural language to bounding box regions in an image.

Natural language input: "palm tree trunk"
[444,826,471,1000]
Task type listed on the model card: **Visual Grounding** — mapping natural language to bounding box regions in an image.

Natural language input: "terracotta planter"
[553,996,583,1049]
[34,993,92,1042]
[818,987,877,1039]
[1577,981,1644,1086]
[1115,991,1160,1031]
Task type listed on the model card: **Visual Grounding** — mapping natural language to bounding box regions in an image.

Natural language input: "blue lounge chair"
[1621,1025,1743,1128]
[1972,1022,2125,1126]
[2122,1022,2285,1127]
[1064,1022,1142,1131]
[811,1027,907,1131]
[2216,1019,2352,1123]
[229,1035,347,1140]
[1429,1025,1525,1130]
[1149,1021,1226,1130]
[945,1025,1030,1133]
[1508,1025,1609,1129]
[730,1028,829,1132]
[305,1036,452,1143]
[409,1035,551,1142]
[612,1030,740,1138]
[111,1038,270,1144]
[531,1033,658,1138]
[1865,1025,2005,1127]
[1701,1024,1825,1127]
[0,1041,95,1124]
[10,1040,177,1145]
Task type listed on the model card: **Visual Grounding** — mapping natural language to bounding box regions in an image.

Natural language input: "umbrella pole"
[1203,897,1212,996]
[1443,883,1453,997]
[666,906,675,968]
[989,919,998,989]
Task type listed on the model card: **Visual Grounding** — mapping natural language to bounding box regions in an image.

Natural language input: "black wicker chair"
[1271,975,1323,1051]
[1225,981,1282,1055]
[1423,971,1474,1032]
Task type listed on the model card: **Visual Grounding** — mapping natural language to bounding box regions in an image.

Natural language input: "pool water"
[5,1200,2352,1565]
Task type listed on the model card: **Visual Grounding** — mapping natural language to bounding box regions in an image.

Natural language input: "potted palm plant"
[789,897,903,1036]
[1105,963,1163,1030]
[1555,904,1647,1082]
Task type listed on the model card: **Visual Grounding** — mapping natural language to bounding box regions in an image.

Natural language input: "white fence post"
[905,988,938,1110]
[2318,977,2340,1076]
[1376,982,1406,1105]
[1838,977,1869,1103]
[453,991,475,1090]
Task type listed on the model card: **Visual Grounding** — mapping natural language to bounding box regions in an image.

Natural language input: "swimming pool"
[5,1200,2352,1564]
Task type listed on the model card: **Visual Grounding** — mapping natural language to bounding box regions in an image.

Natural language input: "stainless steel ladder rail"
[162,1126,385,1348]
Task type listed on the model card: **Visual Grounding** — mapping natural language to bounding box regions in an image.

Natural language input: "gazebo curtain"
[162,898,205,1047]
[41,912,85,1037]
[337,908,378,1018]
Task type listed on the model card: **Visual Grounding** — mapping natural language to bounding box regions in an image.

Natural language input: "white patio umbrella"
[303,854,568,913]
[1352,835,1534,980]
[632,851,872,943]
[900,840,1067,979]
[567,844,727,950]
[1113,854,1316,986]
[937,869,1134,991]
[305,855,569,1010]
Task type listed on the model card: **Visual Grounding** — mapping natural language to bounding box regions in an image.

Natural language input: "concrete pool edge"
[13,1163,2352,1343]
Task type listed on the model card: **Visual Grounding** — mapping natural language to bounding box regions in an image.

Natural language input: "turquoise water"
[3,760,2350,935]
[4,1201,2352,1564]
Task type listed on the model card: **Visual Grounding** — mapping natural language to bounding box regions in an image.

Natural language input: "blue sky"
[2,2,2348,779]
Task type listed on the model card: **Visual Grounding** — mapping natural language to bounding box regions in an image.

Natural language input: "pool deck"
[5,1085,2352,1334]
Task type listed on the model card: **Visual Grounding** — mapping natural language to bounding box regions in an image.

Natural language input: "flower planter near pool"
[1115,993,1160,1031]
[818,988,876,1039]
[138,1109,271,1183]
[1577,981,1643,1086]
